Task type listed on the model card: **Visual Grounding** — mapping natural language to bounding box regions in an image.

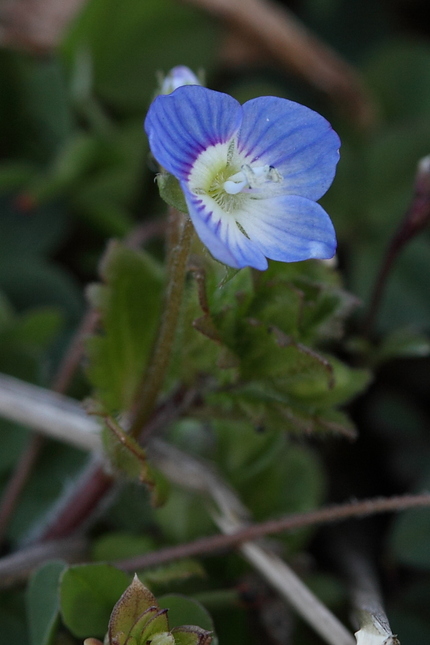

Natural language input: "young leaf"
[86,241,163,412]
[172,625,212,645]
[108,574,160,645]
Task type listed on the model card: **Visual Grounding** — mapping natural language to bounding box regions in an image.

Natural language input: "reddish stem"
[115,493,430,571]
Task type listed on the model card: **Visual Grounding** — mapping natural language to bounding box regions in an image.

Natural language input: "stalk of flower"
[145,83,340,270]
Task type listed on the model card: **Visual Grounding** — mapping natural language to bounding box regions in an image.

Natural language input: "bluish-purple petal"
[145,86,243,181]
[182,185,268,270]
[235,194,337,262]
[238,96,340,201]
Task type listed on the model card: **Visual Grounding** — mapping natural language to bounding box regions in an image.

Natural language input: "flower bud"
[159,66,200,95]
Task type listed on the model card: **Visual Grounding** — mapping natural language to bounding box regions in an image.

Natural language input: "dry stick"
[0,0,88,53]
[0,536,88,589]
[338,544,400,645]
[0,376,428,559]
[0,308,100,545]
[0,377,428,645]
[115,492,430,571]
[147,441,356,645]
[34,389,197,542]
[181,0,375,129]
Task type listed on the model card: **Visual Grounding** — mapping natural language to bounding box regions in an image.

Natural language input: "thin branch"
[0,373,101,452]
[0,537,88,589]
[0,434,45,542]
[0,308,101,544]
[363,155,430,336]
[51,308,100,395]
[115,492,430,571]
[149,440,356,645]
[0,0,88,53]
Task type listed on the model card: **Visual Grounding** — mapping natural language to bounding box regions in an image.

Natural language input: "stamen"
[223,164,282,195]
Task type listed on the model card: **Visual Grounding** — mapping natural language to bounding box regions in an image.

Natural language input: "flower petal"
[235,194,337,262]
[144,86,242,181]
[182,185,268,270]
[238,97,340,201]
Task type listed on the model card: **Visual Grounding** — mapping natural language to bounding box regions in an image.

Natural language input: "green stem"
[130,213,194,438]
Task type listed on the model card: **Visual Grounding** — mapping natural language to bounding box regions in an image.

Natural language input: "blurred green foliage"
[0,0,430,644]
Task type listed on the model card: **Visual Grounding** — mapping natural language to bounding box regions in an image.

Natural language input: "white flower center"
[223,164,282,195]
[188,141,283,216]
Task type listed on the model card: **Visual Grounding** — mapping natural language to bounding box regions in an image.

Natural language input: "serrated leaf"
[27,560,67,645]
[86,241,163,412]
[60,564,130,638]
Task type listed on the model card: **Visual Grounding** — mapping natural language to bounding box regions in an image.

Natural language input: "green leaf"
[171,625,212,645]
[92,532,155,562]
[156,173,188,214]
[86,241,163,412]
[130,610,170,645]
[374,327,430,364]
[62,0,217,113]
[8,55,73,161]
[0,256,83,323]
[0,195,69,258]
[27,560,67,645]
[364,39,430,123]
[0,307,63,350]
[143,560,206,588]
[60,564,130,638]
[157,595,214,634]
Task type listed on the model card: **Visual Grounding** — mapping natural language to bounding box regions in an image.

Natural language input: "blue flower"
[145,86,340,270]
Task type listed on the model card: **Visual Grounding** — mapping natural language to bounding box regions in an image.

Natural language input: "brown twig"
[0,536,88,589]
[115,493,430,571]
[0,0,88,53]
[0,434,45,543]
[32,388,198,542]
[181,0,375,128]
[0,0,85,54]
[0,308,100,545]
[363,155,430,336]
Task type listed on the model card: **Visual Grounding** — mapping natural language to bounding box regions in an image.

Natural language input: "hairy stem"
[116,492,430,571]
[130,214,194,438]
